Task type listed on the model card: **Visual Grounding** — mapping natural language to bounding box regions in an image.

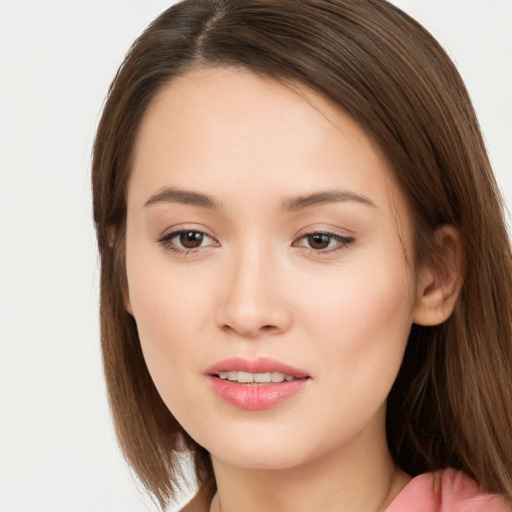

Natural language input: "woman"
[92,1,512,510]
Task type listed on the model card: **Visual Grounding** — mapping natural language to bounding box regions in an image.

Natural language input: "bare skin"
[181,467,411,512]
[125,67,462,512]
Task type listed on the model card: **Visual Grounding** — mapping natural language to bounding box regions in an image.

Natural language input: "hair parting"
[92,1,512,508]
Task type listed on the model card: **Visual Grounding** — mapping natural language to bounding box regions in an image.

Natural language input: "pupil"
[309,233,330,249]
[180,231,203,249]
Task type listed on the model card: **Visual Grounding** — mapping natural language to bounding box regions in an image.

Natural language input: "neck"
[210,415,410,512]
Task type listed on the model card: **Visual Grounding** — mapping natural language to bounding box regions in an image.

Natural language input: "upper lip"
[206,357,310,378]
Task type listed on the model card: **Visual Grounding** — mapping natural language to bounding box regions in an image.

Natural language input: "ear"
[121,270,134,317]
[413,225,464,326]
[123,288,134,316]
[107,225,135,317]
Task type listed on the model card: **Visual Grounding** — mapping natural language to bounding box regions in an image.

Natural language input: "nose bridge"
[217,237,290,337]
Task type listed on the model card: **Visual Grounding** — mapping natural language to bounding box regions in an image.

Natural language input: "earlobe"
[107,224,135,317]
[413,225,464,326]
[124,292,134,316]
[122,277,134,316]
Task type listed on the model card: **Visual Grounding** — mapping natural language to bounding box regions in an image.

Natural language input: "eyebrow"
[144,187,221,209]
[281,190,376,212]
[143,187,375,212]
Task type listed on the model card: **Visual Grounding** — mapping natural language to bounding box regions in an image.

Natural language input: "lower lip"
[208,376,308,410]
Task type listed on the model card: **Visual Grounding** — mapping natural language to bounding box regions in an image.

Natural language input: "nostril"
[221,323,278,336]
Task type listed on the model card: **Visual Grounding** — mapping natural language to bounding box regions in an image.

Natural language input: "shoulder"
[387,468,511,512]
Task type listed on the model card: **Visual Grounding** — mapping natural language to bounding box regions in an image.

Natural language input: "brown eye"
[179,231,204,249]
[307,233,331,250]
[158,229,218,254]
[293,231,355,253]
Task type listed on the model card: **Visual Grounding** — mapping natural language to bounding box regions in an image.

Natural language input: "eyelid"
[155,225,354,256]
[156,226,220,254]
[292,229,355,254]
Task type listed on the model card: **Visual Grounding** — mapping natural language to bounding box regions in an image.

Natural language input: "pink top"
[387,469,510,512]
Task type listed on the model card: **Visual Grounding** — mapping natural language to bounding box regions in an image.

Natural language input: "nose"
[215,243,293,338]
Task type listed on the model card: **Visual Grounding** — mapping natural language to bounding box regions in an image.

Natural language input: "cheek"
[124,241,211,394]
[125,225,214,338]
[130,274,205,339]
[127,275,210,430]
[296,250,415,393]
[128,267,209,359]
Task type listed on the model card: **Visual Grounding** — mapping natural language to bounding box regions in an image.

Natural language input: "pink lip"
[206,357,309,378]
[206,357,310,410]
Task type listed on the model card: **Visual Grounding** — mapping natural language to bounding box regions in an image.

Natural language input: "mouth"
[206,356,310,382]
[206,357,311,410]
[216,371,302,384]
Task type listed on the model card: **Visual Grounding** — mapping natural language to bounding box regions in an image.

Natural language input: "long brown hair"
[92,0,512,508]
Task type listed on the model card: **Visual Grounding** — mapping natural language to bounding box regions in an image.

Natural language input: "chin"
[210,441,310,470]
[187,419,330,471]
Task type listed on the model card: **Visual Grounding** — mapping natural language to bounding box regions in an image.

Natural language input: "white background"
[0,1,510,511]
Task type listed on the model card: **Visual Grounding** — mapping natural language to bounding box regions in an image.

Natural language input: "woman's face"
[125,67,423,469]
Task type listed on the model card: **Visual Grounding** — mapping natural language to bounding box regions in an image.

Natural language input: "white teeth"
[254,372,272,383]
[238,371,253,383]
[218,371,296,383]
[271,372,285,383]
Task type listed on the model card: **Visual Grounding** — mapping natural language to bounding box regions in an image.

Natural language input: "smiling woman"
[125,68,423,479]
[91,1,512,512]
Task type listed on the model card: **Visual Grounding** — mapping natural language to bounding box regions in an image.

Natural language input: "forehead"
[128,66,406,221]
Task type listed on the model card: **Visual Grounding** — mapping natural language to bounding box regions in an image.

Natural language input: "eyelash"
[157,229,355,256]
[157,229,219,257]
[292,232,355,255]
